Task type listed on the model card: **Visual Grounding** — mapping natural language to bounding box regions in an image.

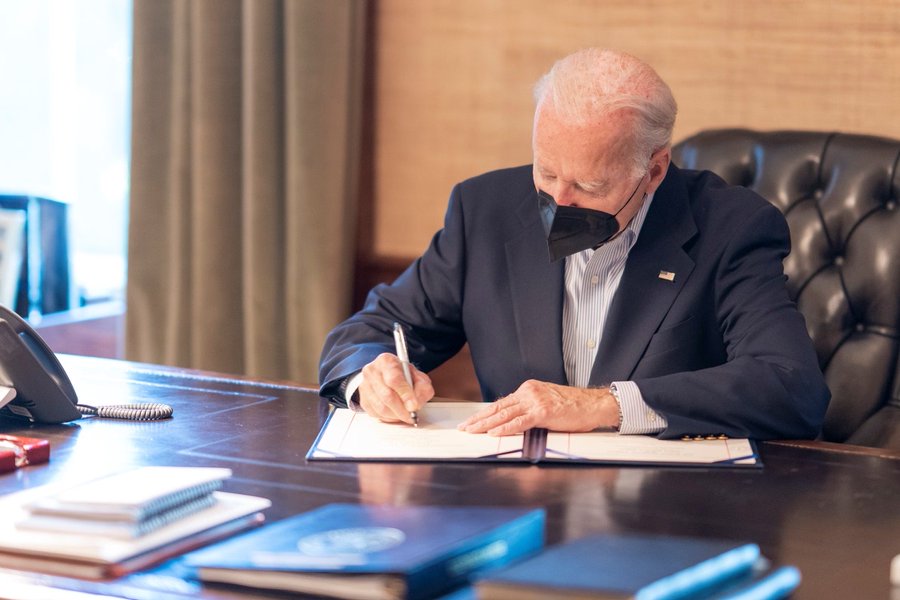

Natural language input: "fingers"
[457,395,511,430]
[458,395,533,436]
[359,374,409,423]
[411,368,435,405]
[457,379,592,436]
[358,354,433,423]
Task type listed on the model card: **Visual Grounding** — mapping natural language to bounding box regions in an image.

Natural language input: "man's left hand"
[457,380,621,436]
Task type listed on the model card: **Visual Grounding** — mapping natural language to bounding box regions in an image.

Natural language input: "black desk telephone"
[0,305,172,423]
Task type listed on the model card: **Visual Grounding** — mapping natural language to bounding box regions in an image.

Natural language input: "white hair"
[533,48,678,176]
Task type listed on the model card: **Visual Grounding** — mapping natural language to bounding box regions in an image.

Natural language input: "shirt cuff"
[344,372,365,412]
[611,381,667,434]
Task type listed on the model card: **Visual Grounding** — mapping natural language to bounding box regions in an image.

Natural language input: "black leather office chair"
[672,129,900,449]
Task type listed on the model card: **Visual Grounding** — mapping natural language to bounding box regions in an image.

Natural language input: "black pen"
[392,322,418,427]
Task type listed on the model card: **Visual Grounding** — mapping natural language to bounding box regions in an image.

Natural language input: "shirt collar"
[619,189,655,250]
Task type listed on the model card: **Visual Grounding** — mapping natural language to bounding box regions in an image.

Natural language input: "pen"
[392,322,418,427]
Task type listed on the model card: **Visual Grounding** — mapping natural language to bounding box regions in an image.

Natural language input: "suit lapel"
[589,166,698,385]
[506,193,567,385]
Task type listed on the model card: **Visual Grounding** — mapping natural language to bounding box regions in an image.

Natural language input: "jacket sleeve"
[635,202,830,440]
[318,185,468,403]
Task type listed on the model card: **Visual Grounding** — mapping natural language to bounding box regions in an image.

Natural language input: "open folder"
[306,402,760,467]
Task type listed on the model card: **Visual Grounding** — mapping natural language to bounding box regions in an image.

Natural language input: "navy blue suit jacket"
[319,164,830,439]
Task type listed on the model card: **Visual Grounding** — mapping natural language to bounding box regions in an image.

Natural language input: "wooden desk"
[0,355,898,599]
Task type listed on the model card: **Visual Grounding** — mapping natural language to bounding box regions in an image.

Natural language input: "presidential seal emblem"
[297,527,406,555]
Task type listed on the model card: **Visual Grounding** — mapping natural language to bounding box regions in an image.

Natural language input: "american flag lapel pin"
[658,270,675,282]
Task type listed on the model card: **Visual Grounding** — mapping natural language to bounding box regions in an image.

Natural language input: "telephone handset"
[0,305,172,423]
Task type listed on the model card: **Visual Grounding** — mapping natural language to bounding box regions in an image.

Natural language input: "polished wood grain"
[0,355,898,598]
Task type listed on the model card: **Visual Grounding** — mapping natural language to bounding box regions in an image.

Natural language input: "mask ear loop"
[611,171,650,219]
[594,172,650,249]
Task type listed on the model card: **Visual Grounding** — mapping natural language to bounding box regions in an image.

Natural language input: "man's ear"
[646,148,671,195]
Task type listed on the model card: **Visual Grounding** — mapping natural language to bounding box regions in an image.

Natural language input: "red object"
[0,447,15,473]
[0,435,50,468]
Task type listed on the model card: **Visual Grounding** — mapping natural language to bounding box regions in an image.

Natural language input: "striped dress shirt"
[346,194,669,434]
[563,193,667,434]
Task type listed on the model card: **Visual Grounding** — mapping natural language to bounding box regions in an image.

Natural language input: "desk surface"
[0,355,898,599]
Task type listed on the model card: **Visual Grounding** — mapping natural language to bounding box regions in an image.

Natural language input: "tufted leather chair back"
[672,129,900,449]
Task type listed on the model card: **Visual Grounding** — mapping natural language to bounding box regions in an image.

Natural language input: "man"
[319,48,830,440]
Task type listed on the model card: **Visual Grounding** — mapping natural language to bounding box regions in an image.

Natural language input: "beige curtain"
[126,0,364,384]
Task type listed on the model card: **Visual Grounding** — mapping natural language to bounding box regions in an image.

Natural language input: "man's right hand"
[358,353,434,424]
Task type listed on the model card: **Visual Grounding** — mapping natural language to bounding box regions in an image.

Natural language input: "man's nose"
[552,184,577,207]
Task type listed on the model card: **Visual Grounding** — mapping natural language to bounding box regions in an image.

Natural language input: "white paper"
[311,402,756,466]
[311,401,523,460]
[545,431,756,464]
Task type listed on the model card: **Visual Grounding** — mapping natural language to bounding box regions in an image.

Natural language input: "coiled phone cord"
[76,403,174,421]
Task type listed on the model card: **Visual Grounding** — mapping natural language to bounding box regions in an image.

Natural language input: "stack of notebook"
[19,466,229,538]
[0,466,270,579]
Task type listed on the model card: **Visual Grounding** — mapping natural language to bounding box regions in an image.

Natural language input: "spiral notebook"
[19,493,219,539]
[19,466,232,537]
[0,492,269,579]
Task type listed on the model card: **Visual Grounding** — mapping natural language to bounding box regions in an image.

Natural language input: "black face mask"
[537,177,646,262]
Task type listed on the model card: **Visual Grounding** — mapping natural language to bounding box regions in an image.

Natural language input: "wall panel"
[370,0,900,258]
